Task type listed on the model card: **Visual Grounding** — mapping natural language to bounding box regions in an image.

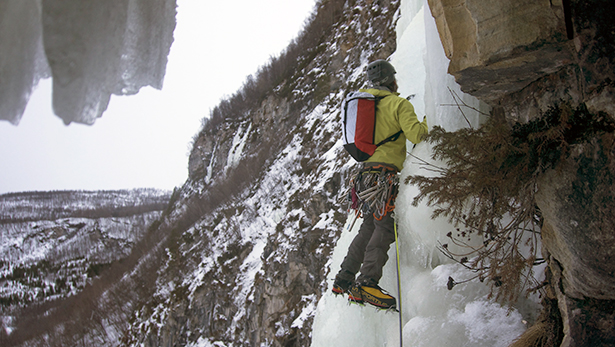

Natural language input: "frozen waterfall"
[310,0,541,346]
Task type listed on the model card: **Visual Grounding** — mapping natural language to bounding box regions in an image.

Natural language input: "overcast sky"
[0,0,316,195]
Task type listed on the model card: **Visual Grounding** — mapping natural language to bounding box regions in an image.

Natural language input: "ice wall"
[311,0,539,346]
[0,0,176,125]
[0,0,50,125]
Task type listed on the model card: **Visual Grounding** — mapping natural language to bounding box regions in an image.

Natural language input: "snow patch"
[291,294,318,329]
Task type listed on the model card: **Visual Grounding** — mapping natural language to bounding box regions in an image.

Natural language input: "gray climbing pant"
[339,211,396,284]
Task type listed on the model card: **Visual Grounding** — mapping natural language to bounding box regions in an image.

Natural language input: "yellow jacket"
[360,88,428,171]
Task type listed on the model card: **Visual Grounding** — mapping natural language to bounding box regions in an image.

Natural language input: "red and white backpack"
[342,91,402,162]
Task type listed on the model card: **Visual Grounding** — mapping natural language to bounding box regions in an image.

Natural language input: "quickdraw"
[348,165,399,221]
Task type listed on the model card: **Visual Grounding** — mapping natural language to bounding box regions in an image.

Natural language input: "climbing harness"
[346,165,399,231]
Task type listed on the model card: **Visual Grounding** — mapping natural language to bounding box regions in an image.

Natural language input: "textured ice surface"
[0,0,50,125]
[311,0,537,346]
[0,0,176,125]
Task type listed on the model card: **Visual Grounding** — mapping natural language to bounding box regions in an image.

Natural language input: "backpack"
[342,91,403,162]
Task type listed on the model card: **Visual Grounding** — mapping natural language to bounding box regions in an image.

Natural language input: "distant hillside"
[0,189,170,309]
[0,189,170,222]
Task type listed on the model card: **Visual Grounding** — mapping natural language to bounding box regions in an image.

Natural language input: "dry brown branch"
[405,101,615,303]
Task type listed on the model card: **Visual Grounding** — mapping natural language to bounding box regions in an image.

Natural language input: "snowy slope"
[311,1,540,346]
[120,1,402,346]
[0,189,170,309]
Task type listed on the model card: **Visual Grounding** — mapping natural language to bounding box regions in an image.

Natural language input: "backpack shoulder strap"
[374,94,403,147]
[375,130,403,146]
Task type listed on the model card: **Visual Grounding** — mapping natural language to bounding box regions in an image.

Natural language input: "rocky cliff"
[429,0,615,345]
[123,1,400,346]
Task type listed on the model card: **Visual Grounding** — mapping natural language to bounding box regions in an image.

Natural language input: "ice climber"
[333,59,428,310]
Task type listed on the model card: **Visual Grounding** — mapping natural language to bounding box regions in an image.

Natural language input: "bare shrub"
[406,102,615,303]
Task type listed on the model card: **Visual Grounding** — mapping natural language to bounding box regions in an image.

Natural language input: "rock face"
[188,94,293,183]
[428,0,615,345]
[121,1,401,346]
[427,0,572,103]
[536,138,615,301]
[536,137,615,347]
